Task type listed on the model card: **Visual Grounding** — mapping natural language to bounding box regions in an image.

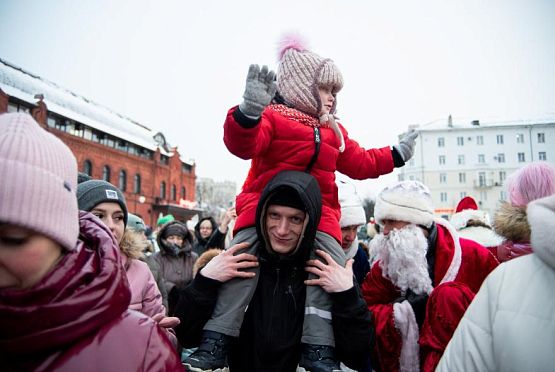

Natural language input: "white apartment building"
[398,115,555,218]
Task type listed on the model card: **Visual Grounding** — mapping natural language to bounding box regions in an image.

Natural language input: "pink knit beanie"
[0,113,79,250]
[277,34,344,118]
[506,162,555,207]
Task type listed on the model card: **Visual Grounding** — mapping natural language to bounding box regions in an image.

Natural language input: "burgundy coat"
[224,104,394,242]
[0,212,183,372]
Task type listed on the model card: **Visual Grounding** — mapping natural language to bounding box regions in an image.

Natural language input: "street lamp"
[134,194,146,214]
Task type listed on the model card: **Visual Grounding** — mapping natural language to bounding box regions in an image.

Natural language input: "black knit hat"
[77,180,128,226]
[267,185,306,212]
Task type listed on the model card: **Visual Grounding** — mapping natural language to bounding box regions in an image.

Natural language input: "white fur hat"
[375,181,435,228]
[338,180,366,227]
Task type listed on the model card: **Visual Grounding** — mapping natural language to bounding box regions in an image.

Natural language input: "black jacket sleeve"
[331,283,375,371]
[173,274,221,348]
[205,228,227,250]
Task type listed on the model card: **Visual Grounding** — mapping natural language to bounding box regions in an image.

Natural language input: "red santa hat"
[450,196,491,231]
[455,196,478,213]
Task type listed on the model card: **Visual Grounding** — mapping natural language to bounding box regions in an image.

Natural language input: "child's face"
[0,224,63,289]
[318,86,335,115]
[91,202,126,243]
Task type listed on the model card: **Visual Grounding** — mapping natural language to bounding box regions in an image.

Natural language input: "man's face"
[340,225,360,250]
[382,219,411,236]
[265,205,306,255]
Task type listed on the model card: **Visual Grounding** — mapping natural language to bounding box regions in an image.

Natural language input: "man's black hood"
[255,170,322,260]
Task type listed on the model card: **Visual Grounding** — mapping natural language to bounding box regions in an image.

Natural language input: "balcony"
[473,179,494,188]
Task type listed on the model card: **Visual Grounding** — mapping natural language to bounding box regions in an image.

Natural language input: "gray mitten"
[394,129,418,162]
[238,64,277,118]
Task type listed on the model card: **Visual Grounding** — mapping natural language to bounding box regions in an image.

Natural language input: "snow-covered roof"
[415,115,555,132]
[0,58,194,166]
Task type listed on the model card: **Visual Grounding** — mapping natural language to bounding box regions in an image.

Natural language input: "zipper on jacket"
[266,267,280,343]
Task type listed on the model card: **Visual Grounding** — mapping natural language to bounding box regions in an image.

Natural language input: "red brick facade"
[0,89,196,227]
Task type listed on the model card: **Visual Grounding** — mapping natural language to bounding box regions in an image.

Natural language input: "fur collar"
[493,202,530,243]
[119,229,146,260]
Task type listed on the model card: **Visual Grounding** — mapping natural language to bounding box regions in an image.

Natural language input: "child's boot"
[299,343,340,372]
[183,330,231,371]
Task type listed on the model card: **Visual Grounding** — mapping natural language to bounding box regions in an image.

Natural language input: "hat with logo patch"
[77,179,128,226]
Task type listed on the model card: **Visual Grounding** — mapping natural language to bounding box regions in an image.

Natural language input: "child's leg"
[203,227,259,337]
[302,231,347,346]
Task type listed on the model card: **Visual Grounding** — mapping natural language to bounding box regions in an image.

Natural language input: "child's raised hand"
[238,64,277,118]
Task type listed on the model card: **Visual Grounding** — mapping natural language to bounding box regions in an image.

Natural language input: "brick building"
[0,58,199,227]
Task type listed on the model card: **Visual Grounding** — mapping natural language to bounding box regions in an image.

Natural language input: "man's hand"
[304,250,354,293]
[238,64,277,118]
[152,313,181,328]
[200,242,258,282]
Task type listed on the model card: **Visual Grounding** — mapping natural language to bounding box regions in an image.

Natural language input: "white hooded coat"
[436,194,555,372]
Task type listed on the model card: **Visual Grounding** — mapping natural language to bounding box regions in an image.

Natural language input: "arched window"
[181,186,186,199]
[119,170,127,192]
[160,181,166,199]
[171,184,176,201]
[102,165,111,182]
[83,159,93,176]
[134,174,141,194]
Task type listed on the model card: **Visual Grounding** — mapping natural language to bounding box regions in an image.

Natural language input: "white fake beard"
[369,224,433,295]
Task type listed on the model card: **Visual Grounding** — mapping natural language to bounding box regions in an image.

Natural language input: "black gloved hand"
[405,289,429,328]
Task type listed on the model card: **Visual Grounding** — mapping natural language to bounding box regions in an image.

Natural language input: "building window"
[497,153,505,163]
[440,192,447,202]
[480,191,488,201]
[437,137,445,147]
[518,152,525,162]
[496,134,504,144]
[539,151,547,161]
[439,155,446,165]
[457,136,464,146]
[500,191,507,201]
[181,186,186,199]
[459,172,466,183]
[83,159,93,176]
[458,155,465,165]
[171,184,177,201]
[160,155,169,165]
[134,174,141,194]
[160,181,166,199]
[119,170,127,192]
[516,133,524,143]
[538,133,545,143]
[440,173,446,183]
[460,191,467,199]
[102,165,111,182]
[499,171,506,184]
[478,154,485,163]
[476,135,484,145]
[479,172,486,187]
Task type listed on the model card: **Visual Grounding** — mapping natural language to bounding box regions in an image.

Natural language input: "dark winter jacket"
[147,221,197,314]
[174,170,374,371]
[0,212,183,372]
[193,216,226,256]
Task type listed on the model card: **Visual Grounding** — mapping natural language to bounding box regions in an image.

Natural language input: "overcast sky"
[1,0,554,198]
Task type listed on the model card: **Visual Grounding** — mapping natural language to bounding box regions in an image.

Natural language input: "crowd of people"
[1,33,555,372]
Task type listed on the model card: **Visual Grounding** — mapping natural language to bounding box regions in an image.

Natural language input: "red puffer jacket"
[224,104,394,242]
[0,212,183,372]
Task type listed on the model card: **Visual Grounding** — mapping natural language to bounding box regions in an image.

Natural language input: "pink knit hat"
[277,34,344,118]
[506,162,555,207]
[0,113,79,250]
